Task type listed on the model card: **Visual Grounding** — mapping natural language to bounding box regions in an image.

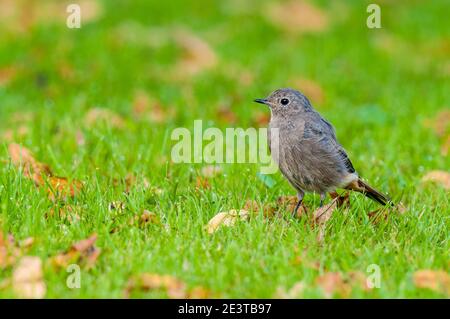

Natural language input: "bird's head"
[254,88,313,117]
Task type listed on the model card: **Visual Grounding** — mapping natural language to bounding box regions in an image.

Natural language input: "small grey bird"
[254,88,392,215]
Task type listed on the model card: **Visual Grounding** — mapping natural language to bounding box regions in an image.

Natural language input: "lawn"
[0,0,449,298]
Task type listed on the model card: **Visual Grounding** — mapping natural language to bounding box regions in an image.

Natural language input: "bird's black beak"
[254,98,268,105]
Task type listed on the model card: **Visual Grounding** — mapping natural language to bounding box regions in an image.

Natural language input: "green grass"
[0,0,449,298]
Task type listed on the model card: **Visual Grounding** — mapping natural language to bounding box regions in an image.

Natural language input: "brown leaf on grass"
[187,286,215,299]
[8,143,83,201]
[195,176,211,190]
[276,196,298,212]
[51,234,100,270]
[314,193,349,225]
[84,108,125,129]
[424,110,450,137]
[276,195,307,218]
[46,177,83,201]
[265,0,329,34]
[139,210,161,227]
[421,170,450,190]
[173,29,217,77]
[289,78,325,104]
[313,193,349,243]
[244,200,276,218]
[206,210,249,234]
[124,273,187,298]
[8,143,52,186]
[12,256,46,299]
[316,272,351,298]
[200,165,222,178]
[413,270,450,295]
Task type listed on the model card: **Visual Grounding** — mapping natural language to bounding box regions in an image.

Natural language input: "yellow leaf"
[206,210,249,234]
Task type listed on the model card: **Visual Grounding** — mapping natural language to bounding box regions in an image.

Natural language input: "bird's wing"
[303,115,356,174]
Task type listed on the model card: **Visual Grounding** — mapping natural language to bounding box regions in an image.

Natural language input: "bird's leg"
[319,193,327,207]
[293,191,305,217]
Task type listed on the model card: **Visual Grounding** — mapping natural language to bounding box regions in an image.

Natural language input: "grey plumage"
[255,88,391,214]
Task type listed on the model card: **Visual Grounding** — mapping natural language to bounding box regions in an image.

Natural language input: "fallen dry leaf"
[125,273,187,298]
[316,272,350,298]
[8,143,83,201]
[139,210,161,227]
[200,165,222,178]
[413,270,450,295]
[314,193,349,225]
[421,170,450,190]
[84,107,125,129]
[289,78,325,104]
[12,256,46,299]
[187,286,214,299]
[313,193,349,243]
[51,234,100,270]
[276,196,298,212]
[8,143,52,186]
[265,0,329,34]
[46,176,83,201]
[173,29,217,77]
[206,210,249,234]
[276,195,308,218]
[195,176,211,190]
[244,199,276,218]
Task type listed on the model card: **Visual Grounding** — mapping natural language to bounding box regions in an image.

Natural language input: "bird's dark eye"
[281,98,289,105]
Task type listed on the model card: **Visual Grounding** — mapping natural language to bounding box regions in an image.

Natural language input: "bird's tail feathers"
[347,179,393,206]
